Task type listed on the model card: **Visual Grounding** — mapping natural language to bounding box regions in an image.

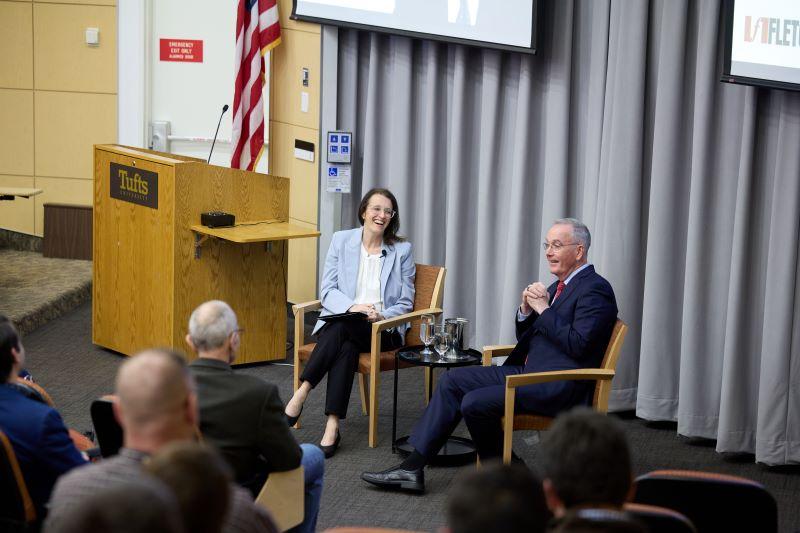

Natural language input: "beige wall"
[269,0,320,303]
[0,0,117,236]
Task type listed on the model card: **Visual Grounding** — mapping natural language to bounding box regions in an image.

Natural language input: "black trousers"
[300,319,402,418]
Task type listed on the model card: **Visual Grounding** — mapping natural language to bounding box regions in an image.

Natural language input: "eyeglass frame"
[366,205,396,218]
[541,241,581,252]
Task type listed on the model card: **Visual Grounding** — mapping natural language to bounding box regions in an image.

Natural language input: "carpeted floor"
[20,301,800,532]
[0,249,91,335]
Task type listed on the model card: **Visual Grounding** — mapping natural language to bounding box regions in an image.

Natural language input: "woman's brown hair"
[358,187,403,244]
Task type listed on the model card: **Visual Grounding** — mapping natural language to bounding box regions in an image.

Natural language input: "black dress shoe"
[320,431,340,459]
[361,465,425,493]
[285,405,303,427]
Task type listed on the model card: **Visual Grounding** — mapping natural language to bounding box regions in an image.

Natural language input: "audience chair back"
[91,396,123,458]
[255,465,304,532]
[484,319,627,463]
[293,263,445,447]
[624,503,697,533]
[633,470,777,533]
[0,429,36,528]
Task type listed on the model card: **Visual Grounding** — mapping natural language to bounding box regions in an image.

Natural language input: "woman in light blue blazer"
[285,188,415,458]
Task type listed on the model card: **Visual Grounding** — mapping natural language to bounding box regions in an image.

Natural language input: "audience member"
[549,509,646,532]
[45,348,277,533]
[0,316,86,520]
[446,463,549,533]
[43,476,183,533]
[144,441,231,533]
[186,300,324,533]
[539,409,633,518]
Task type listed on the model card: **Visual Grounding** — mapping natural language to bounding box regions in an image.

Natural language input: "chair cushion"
[505,414,555,431]
[298,343,417,373]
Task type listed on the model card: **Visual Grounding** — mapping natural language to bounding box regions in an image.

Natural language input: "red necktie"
[552,281,566,303]
[524,281,567,366]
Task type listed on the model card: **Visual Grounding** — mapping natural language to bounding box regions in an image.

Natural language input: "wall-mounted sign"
[327,131,352,164]
[110,163,158,209]
[159,39,204,62]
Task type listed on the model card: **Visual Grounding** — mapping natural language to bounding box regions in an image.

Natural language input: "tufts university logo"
[110,162,158,209]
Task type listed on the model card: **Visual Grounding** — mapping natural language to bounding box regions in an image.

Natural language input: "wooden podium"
[92,145,319,363]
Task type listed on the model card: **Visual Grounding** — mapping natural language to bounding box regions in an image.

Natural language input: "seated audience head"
[144,441,232,533]
[185,300,240,364]
[358,187,402,244]
[445,463,549,533]
[539,409,633,517]
[114,348,197,452]
[0,315,24,382]
[45,475,183,533]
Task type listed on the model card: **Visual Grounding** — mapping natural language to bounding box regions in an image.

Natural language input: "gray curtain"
[330,0,800,465]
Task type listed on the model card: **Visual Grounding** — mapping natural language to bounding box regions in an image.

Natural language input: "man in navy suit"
[0,317,86,520]
[362,218,618,493]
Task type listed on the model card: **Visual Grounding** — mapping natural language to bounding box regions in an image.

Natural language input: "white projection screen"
[723,0,800,91]
[292,0,539,54]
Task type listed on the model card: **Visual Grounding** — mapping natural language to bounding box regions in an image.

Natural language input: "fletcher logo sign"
[110,163,158,209]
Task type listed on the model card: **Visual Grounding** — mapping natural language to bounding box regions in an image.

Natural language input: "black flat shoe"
[361,464,425,493]
[285,405,303,427]
[320,431,340,459]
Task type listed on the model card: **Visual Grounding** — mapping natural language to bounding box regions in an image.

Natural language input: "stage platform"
[0,248,91,336]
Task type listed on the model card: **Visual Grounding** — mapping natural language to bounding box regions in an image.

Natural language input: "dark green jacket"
[189,358,302,484]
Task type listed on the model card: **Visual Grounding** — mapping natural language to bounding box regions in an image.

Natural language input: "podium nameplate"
[110,162,158,209]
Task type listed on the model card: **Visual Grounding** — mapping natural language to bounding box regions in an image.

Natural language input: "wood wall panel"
[269,121,318,225]
[287,217,318,303]
[277,0,320,34]
[33,176,92,236]
[43,203,92,259]
[0,175,35,234]
[270,29,320,130]
[35,91,117,179]
[0,2,33,89]
[33,3,117,93]
[0,89,34,177]
[41,0,115,5]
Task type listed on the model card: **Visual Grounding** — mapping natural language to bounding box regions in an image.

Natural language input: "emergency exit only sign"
[159,39,203,62]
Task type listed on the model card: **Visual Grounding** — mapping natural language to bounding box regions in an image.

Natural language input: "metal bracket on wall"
[193,232,209,259]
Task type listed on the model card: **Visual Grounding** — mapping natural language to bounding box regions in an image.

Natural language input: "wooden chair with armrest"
[482,319,628,464]
[293,263,446,447]
[0,429,36,530]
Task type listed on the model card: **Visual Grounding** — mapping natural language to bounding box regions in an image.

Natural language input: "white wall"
[119,0,268,171]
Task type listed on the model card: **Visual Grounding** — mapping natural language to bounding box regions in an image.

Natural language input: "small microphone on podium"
[208,104,229,164]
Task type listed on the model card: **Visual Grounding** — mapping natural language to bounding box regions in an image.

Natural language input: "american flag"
[231,0,281,171]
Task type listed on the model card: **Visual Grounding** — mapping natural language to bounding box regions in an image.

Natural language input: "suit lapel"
[551,265,594,310]
[380,243,396,299]
[344,230,362,297]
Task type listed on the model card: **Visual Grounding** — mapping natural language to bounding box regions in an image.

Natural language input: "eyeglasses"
[367,205,396,218]
[542,241,580,252]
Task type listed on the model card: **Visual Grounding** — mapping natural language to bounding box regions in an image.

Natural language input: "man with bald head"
[45,348,277,533]
[186,300,324,533]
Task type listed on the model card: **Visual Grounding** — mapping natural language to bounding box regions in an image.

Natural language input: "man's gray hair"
[554,218,591,252]
[188,300,238,351]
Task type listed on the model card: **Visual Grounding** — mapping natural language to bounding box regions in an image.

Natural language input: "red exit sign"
[159,39,203,62]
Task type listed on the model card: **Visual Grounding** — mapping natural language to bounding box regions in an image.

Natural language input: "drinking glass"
[434,326,452,362]
[419,314,435,356]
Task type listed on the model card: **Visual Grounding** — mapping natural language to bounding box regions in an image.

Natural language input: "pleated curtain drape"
[330,0,800,465]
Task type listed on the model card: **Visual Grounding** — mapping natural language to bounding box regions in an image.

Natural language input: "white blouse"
[354,244,384,312]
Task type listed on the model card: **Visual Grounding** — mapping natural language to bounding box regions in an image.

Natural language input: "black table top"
[398,345,482,368]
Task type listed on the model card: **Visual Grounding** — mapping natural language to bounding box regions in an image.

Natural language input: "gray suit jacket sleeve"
[257,387,302,472]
